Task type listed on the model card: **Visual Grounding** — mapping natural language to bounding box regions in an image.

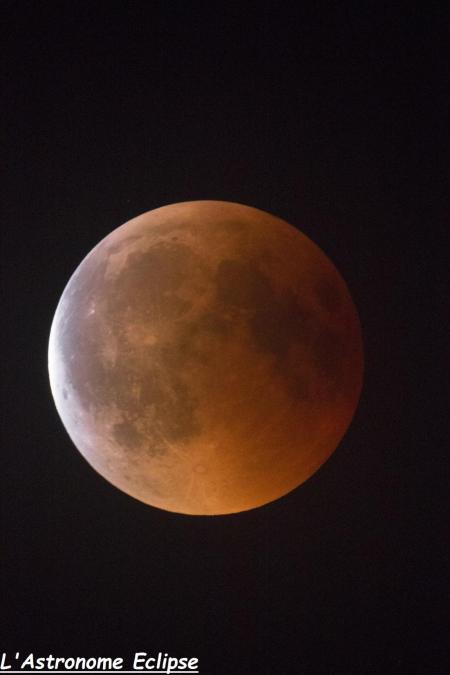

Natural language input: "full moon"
[49,201,363,515]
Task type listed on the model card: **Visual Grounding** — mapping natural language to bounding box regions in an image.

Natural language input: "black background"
[2,3,447,673]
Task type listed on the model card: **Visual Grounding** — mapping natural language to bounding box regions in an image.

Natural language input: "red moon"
[49,201,363,515]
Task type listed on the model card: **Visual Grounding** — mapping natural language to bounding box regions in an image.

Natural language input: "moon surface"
[49,201,363,515]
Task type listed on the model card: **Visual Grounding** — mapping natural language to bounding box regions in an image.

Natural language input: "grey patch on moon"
[84,346,201,456]
[213,257,345,401]
[250,290,311,359]
[215,258,272,314]
[112,420,145,449]
[213,259,307,396]
[179,311,232,357]
[108,242,198,323]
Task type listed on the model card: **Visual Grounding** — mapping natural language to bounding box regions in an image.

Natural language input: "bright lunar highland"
[49,201,363,514]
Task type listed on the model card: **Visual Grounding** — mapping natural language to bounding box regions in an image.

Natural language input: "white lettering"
[20,655,34,669]
[133,652,147,670]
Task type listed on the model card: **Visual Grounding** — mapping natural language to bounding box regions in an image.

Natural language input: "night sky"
[2,3,447,673]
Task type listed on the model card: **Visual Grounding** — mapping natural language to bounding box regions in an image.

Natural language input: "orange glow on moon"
[49,201,363,515]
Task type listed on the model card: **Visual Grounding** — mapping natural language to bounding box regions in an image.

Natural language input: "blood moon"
[48,201,363,515]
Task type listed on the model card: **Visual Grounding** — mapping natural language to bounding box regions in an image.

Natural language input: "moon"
[49,201,363,515]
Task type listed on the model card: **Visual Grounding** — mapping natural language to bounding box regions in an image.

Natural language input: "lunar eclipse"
[49,201,363,515]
